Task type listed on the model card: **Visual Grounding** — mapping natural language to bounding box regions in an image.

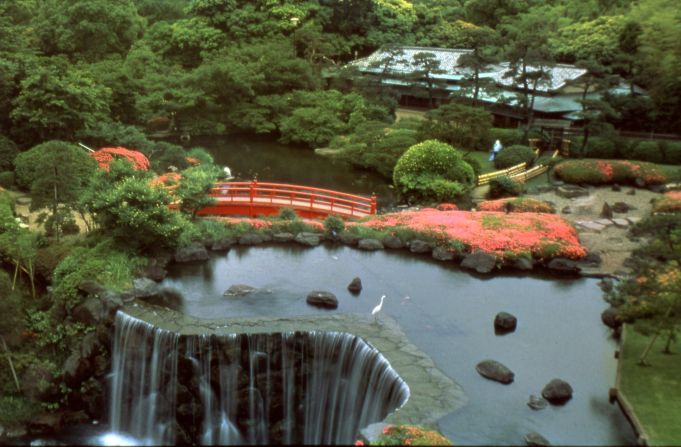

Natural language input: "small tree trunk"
[663,327,676,354]
[638,331,660,366]
[11,260,19,290]
[1,336,21,392]
[28,260,36,299]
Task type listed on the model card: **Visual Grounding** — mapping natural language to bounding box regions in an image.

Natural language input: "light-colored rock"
[594,219,613,226]
[612,218,629,228]
[627,217,642,225]
[576,221,606,232]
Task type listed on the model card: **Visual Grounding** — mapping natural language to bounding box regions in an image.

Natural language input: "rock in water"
[475,360,514,384]
[306,291,338,309]
[541,378,573,404]
[494,312,517,333]
[525,431,551,446]
[224,284,258,296]
[461,251,497,273]
[347,277,362,294]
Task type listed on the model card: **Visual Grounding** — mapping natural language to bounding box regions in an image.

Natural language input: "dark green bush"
[488,176,523,199]
[662,141,681,164]
[585,137,617,159]
[463,155,482,176]
[630,141,664,164]
[494,145,535,169]
[323,215,345,235]
[488,128,525,147]
[0,135,19,171]
[0,171,15,188]
[278,207,297,221]
[393,140,475,202]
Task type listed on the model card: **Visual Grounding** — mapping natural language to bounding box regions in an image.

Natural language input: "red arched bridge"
[195,181,377,219]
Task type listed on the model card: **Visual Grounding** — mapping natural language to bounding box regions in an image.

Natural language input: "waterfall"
[109,312,409,445]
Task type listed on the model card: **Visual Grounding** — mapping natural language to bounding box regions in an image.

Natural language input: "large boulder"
[600,202,613,219]
[541,378,573,404]
[211,237,236,251]
[382,235,405,249]
[175,243,210,262]
[273,232,295,243]
[556,185,589,198]
[512,257,534,271]
[224,284,258,297]
[475,360,514,384]
[338,232,361,246]
[409,239,432,254]
[294,232,321,246]
[238,233,264,245]
[432,246,454,261]
[347,277,362,294]
[77,280,107,296]
[62,349,93,388]
[306,291,338,309]
[461,251,497,274]
[144,264,168,282]
[72,297,104,326]
[357,238,384,251]
[494,312,517,333]
[547,258,580,275]
[137,287,183,310]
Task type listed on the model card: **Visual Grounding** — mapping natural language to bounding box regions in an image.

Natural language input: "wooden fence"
[477,150,560,186]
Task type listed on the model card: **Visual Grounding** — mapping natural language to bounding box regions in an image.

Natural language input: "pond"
[161,244,637,446]
[189,135,398,209]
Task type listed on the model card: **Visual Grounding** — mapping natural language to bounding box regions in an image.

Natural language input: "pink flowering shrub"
[478,197,555,213]
[369,424,453,446]
[554,159,666,186]
[91,147,150,171]
[356,209,586,260]
[653,191,681,213]
[437,203,458,211]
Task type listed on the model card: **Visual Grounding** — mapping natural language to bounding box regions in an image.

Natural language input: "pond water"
[161,244,637,446]
[189,135,398,209]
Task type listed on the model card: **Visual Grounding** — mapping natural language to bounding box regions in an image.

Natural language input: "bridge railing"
[209,181,377,217]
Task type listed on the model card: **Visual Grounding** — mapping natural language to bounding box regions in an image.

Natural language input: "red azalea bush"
[368,424,453,446]
[653,191,681,213]
[478,197,556,213]
[355,209,586,260]
[437,203,458,211]
[554,159,666,186]
[91,147,150,171]
[151,172,182,188]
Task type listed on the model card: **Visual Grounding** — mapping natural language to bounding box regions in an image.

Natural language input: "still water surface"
[192,135,397,208]
[162,244,636,446]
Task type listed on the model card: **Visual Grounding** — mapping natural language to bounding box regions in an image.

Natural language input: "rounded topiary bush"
[494,144,535,169]
[554,159,666,185]
[393,139,475,202]
[488,175,523,198]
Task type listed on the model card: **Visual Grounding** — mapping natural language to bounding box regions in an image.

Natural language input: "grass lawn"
[620,325,681,446]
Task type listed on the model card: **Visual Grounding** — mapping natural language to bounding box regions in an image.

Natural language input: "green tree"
[549,15,627,64]
[454,21,498,104]
[13,141,97,240]
[10,59,111,145]
[175,165,220,219]
[33,0,144,61]
[418,103,492,151]
[411,52,446,108]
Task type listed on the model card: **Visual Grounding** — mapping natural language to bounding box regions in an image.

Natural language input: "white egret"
[372,295,386,321]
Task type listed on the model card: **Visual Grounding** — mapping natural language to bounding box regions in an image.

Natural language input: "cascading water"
[109,312,410,445]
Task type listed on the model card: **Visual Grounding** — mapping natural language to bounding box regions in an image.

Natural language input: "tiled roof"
[352,46,587,92]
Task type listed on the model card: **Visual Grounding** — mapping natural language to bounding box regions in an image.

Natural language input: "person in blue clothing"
[489,139,503,161]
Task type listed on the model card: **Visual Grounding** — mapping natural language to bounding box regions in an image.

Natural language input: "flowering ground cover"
[554,159,666,186]
[356,209,586,261]
[652,191,681,213]
[355,424,452,445]
[478,197,555,213]
[91,147,150,171]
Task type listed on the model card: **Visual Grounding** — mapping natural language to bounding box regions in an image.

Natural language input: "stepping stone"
[525,431,551,446]
[627,217,641,225]
[611,218,629,229]
[576,221,606,232]
[594,219,613,226]
[476,360,514,384]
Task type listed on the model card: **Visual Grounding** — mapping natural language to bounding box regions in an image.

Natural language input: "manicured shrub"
[554,159,667,186]
[630,141,664,164]
[586,137,618,159]
[0,171,15,188]
[494,145,535,169]
[488,175,523,198]
[0,135,19,171]
[393,140,475,202]
[489,128,525,147]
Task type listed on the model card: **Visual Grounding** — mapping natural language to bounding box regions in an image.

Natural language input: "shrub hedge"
[494,144,535,169]
[489,128,525,148]
[554,159,667,186]
[488,175,523,199]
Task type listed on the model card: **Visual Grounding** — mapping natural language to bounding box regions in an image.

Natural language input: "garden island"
[1,0,680,445]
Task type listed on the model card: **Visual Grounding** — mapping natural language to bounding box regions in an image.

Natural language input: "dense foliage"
[554,159,667,185]
[493,144,535,169]
[393,140,475,202]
